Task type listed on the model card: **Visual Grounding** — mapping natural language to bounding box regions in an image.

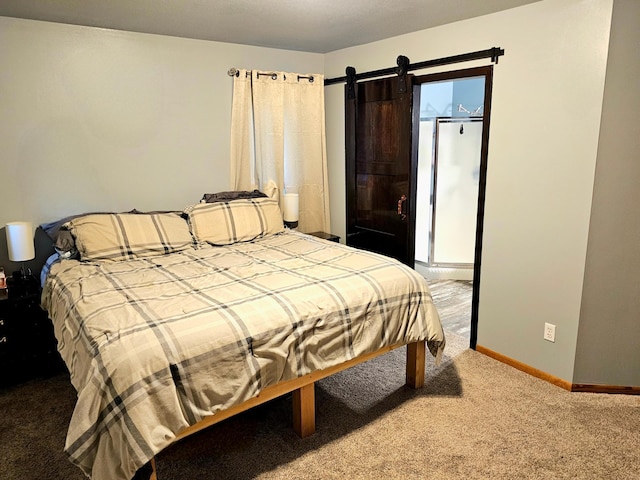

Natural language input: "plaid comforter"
[42,231,444,480]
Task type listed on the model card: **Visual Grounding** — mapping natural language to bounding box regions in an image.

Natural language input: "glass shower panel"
[414,119,435,264]
[431,119,482,265]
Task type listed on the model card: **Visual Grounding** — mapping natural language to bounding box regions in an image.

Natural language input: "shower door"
[430,118,482,267]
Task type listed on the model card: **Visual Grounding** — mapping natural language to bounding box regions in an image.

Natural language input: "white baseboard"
[414,263,474,281]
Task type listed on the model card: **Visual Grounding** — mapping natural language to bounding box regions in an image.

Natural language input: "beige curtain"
[229,69,330,233]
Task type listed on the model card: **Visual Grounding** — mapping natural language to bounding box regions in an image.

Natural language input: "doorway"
[344,65,494,349]
[411,66,494,348]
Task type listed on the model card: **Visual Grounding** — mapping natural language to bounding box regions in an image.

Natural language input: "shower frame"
[428,116,483,270]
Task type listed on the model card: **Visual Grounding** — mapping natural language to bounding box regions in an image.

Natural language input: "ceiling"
[0,0,541,54]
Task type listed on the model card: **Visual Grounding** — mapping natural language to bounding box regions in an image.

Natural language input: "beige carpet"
[1,331,638,479]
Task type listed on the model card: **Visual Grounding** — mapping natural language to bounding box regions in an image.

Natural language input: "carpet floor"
[1,330,638,479]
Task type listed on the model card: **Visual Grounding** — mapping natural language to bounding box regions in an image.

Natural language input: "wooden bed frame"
[149,340,426,479]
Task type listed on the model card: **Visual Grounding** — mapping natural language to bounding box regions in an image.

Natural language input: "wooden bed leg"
[149,457,158,480]
[292,382,315,438]
[406,341,426,389]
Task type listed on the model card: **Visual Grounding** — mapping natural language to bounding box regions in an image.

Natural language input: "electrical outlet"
[544,323,556,343]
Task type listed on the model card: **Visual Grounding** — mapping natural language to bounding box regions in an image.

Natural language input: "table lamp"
[6,221,35,279]
[283,193,299,230]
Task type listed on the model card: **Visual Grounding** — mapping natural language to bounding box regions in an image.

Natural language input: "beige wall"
[324,0,613,382]
[0,17,323,225]
[575,0,640,387]
[0,16,322,273]
[3,0,635,387]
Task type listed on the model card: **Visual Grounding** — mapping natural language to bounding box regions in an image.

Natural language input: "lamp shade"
[6,221,35,262]
[283,193,299,229]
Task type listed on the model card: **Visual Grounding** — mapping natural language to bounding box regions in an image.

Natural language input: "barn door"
[345,75,415,265]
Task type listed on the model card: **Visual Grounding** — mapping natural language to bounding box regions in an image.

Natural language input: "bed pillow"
[41,212,110,258]
[187,197,284,245]
[65,213,193,262]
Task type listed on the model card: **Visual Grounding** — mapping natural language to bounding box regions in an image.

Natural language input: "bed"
[40,197,445,480]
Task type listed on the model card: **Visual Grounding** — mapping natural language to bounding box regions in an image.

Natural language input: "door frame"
[410,65,494,349]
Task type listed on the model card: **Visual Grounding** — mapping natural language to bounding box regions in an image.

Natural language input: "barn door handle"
[397,195,407,220]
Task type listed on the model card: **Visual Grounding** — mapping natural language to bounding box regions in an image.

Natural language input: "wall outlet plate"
[544,323,556,342]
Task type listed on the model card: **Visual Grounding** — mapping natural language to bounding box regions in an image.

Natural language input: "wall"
[0,16,323,274]
[324,0,613,382]
[574,0,640,387]
[452,77,485,117]
[2,1,632,387]
[420,82,453,117]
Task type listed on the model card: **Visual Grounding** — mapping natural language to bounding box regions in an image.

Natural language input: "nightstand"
[307,231,340,243]
[0,277,64,388]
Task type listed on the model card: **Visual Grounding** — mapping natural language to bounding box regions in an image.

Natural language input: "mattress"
[42,230,444,480]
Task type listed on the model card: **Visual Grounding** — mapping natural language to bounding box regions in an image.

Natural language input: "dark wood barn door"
[345,75,415,265]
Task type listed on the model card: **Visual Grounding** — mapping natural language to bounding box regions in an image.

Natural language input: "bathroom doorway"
[412,66,494,348]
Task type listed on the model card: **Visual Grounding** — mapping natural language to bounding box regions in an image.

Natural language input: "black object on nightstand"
[0,274,64,388]
[307,231,340,243]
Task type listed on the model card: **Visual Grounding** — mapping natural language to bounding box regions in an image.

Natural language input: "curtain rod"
[323,47,504,86]
[227,68,316,82]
